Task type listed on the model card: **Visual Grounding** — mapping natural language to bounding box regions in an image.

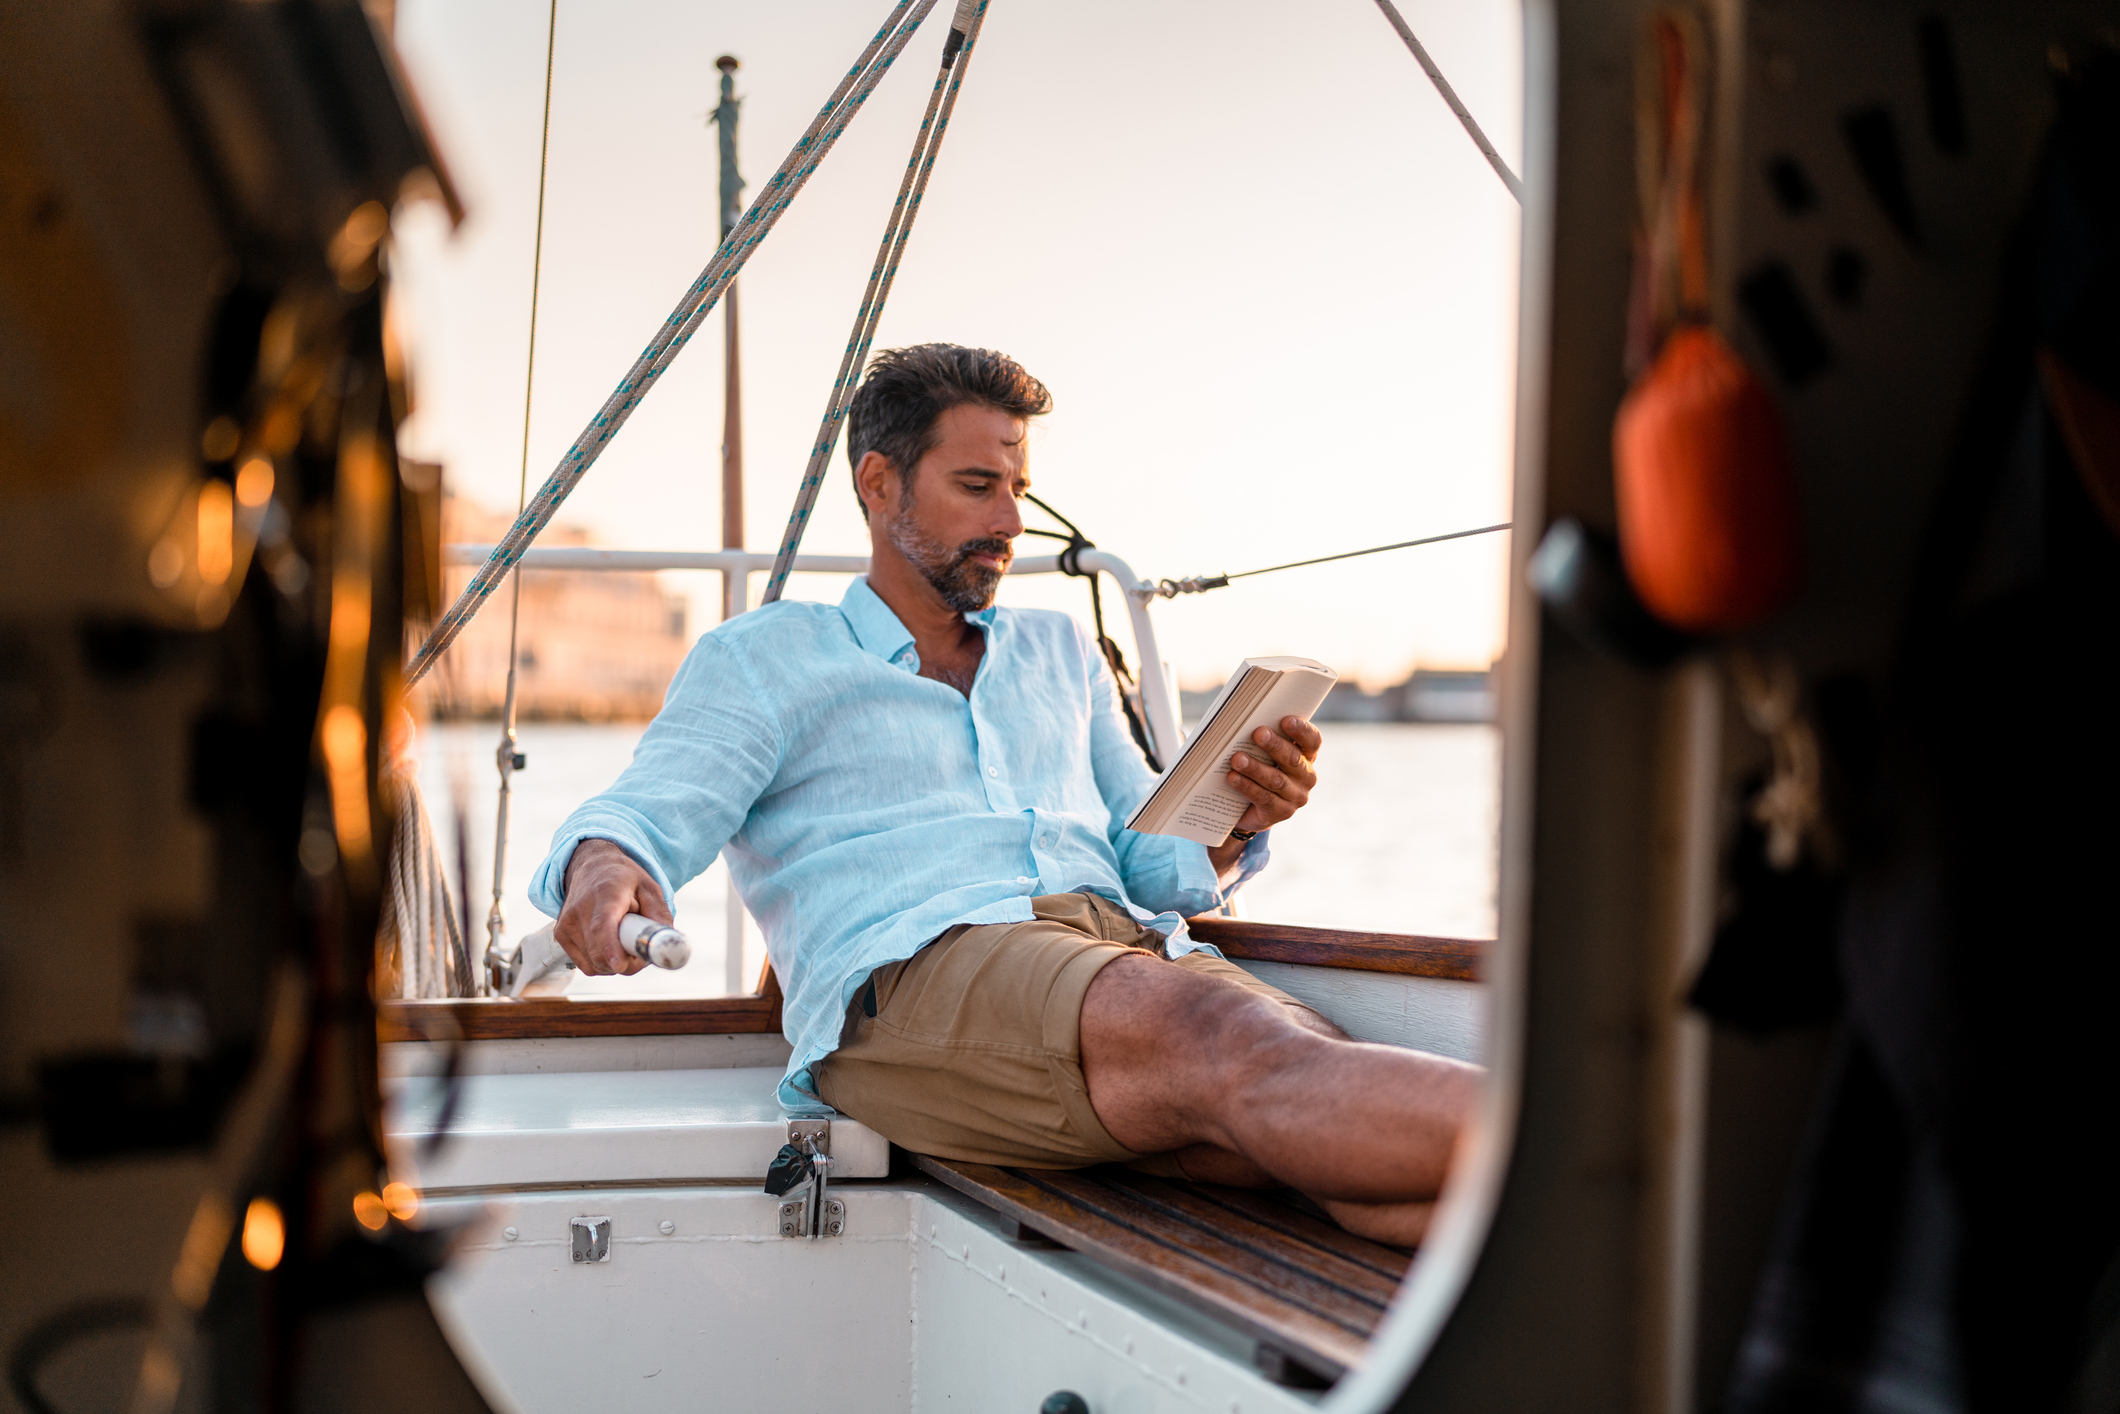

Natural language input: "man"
[534,344,1476,1244]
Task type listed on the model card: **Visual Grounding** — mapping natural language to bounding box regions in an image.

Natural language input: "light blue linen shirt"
[530,576,1269,1114]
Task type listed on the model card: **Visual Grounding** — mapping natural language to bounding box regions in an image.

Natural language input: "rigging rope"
[762,0,989,605]
[404,0,943,685]
[1371,0,1522,202]
[482,0,561,978]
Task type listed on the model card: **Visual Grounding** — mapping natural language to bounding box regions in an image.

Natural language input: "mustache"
[949,538,1014,571]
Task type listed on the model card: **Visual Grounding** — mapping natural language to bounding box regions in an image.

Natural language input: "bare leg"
[1167,1146,1444,1247]
[1080,954,1478,1242]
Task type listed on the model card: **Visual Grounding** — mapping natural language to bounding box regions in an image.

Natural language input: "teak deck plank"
[1183,1183,1415,1283]
[915,1156,1392,1378]
[1025,1171,1387,1331]
[1095,1170,1404,1305]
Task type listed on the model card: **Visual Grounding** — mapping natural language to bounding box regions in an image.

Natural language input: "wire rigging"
[1228,520,1514,581]
[1371,0,1522,202]
[1152,521,1514,599]
[482,0,561,977]
[398,0,1519,670]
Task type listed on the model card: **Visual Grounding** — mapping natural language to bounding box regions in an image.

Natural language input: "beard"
[888,515,1011,613]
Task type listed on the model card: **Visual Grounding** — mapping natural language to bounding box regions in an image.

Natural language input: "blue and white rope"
[761,0,989,605]
[405,0,940,685]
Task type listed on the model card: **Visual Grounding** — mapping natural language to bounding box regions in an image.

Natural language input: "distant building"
[1401,669,1497,723]
[415,491,692,721]
[1181,665,1497,726]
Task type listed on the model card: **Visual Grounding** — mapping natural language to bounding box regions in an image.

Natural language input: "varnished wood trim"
[377,963,784,1043]
[1186,918,1485,981]
[375,923,1485,1043]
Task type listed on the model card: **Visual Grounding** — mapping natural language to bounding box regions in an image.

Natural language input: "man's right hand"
[556,839,671,976]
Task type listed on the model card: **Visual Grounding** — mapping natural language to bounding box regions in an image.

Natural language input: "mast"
[711,53,748,993]
[713,54,745,619]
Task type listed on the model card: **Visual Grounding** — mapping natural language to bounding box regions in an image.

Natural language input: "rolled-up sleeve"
[529,635,783,918]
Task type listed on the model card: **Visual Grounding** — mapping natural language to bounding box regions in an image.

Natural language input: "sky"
[389,0,1522,691]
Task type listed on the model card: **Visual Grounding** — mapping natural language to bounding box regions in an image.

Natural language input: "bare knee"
[1080,953,1324,1151]
[1199,987,1333,1075]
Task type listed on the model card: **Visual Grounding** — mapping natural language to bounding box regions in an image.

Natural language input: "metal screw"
[503,1226,519,1241]
[659,1220,675,1235]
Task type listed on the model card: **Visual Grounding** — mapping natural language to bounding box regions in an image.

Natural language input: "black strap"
[1022,495,1161,771]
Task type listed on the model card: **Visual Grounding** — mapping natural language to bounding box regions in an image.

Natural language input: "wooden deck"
[914,1155,1413,1385]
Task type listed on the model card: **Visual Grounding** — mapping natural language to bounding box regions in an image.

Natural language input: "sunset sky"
[388,0,1523,691]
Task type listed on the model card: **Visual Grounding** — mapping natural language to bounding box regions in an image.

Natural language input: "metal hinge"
[774,1119,844,1239]
[569,1215,612,1263]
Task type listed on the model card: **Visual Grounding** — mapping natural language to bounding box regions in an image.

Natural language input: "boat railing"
[440,542,1186,993]
[440,544,1183,755]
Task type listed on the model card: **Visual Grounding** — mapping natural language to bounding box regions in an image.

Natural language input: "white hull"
[428,1183,1326,1414]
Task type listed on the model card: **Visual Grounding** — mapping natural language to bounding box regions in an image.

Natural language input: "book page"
[1127,658,1335,846]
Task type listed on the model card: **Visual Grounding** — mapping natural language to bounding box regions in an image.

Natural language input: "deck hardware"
[1040,1392,1090,1414]
[569,1216,612,1263]
[1254,1345,1334,1390]
[771,1120,842,1238]
[658,1220,675,1235]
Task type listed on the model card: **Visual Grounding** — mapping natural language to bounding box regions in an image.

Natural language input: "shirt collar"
[840,576,915,663]
[840,576,998,667]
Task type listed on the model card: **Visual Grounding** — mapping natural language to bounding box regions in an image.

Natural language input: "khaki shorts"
[812,890,1325,1169]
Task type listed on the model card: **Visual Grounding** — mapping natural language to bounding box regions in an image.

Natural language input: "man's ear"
[854,449,898,521]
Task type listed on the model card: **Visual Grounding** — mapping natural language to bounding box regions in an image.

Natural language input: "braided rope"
[405,0,939,684]
[381,760,473,998]
[761,0,990,604]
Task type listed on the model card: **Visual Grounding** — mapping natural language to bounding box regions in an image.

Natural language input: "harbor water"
[414,720,1499,998]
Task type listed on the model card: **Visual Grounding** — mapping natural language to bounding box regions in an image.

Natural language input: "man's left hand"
[1207,715,1322,873]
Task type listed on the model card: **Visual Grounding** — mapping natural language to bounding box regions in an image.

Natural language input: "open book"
[1126,656,1338,846]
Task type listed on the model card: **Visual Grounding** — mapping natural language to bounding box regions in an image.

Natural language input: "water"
[413,720,1499,998]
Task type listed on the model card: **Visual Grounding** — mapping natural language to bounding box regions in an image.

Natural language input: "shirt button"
[1016,876,1032,885]
[1040,834,1054,846]
[987,766,998,778]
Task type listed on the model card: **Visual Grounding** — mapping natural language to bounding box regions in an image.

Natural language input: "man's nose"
[994,495,1023,541]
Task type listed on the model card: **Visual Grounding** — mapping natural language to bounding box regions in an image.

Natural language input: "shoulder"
[665,599,854,700]
[704,599,854,655]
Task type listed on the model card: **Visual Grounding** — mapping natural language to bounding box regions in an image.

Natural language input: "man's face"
[877,402,1029,613]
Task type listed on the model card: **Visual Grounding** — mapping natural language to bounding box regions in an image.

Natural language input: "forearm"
[530,812,675,918]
